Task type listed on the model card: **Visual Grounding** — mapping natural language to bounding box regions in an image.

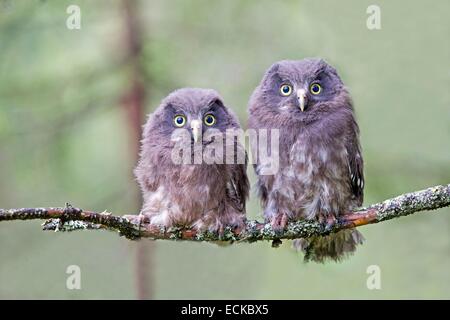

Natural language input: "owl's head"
[144,88,240,146]
[252,58,351,123]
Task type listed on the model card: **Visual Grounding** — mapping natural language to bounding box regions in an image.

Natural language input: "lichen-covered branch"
[1,184,449,243]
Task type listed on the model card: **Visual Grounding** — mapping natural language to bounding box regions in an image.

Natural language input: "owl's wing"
[226,152,250,213]
[346,128,364,206]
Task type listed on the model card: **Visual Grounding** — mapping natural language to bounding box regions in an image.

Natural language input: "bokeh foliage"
[0,0,449,299]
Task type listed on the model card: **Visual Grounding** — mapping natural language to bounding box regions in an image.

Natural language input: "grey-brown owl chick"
[248,59,364,262]
[135,88,249,234]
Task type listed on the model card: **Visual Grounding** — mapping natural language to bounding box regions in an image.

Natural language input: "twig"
[1,184,449,243]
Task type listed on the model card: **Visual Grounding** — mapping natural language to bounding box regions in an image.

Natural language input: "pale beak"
[190,119,202,143]
[297,89,307,112]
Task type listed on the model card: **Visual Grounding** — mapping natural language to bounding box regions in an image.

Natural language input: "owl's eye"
[173,115,186,127]
[310,83,322,95]
[203,114,216,126]
[280,84,292,96]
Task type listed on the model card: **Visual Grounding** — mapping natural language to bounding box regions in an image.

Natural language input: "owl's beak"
[190,120,202,143]
[297,89,307,112]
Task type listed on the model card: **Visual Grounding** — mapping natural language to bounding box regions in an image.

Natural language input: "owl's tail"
[293,229,364,263]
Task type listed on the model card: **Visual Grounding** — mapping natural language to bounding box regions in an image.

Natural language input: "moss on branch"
[0,184,449,243]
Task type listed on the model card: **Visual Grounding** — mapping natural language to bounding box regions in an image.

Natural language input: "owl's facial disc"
[190,119,202,143]
[297,88,308,112]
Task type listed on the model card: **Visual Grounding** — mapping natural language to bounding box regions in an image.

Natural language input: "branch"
[1,184,449,243]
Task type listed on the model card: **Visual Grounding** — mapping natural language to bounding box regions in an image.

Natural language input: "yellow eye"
[280,84,292,96]
[204,114,216,126]
[310,83,322,95]
[173,115,186,127]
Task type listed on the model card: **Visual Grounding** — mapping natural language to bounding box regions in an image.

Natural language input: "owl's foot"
[217,218,246,237]
[316,214,337,232]
[324,216,337,232]
[123,214,153,228]
[217,224,225,237]
[123,214,140,224]
[270,212,289,232]
[193,214,245,238]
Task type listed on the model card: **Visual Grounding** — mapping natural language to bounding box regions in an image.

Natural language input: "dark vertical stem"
[121,0,153,300]
[122,1,145,151]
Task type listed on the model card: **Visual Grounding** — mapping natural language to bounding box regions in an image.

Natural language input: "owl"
[135,88,249,234]
[248,59,364,262]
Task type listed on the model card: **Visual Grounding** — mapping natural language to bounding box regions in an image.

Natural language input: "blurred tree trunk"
[121,0,153,300]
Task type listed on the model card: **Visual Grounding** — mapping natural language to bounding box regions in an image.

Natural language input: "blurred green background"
[0,0,449,299]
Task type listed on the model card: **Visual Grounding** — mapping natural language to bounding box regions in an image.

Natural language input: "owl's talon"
[318,215,325,224]
[217,225,225,237]
[280,214,288,229]
[324,216,337,232]
[271,213,289,232]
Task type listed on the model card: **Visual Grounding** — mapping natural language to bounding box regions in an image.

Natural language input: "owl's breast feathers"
[290,133,353,218]
[257,112,363,220]
[138,162,247,230]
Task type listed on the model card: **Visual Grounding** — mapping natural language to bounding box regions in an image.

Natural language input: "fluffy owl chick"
[248,59,365,262]
[135,88,249,234]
